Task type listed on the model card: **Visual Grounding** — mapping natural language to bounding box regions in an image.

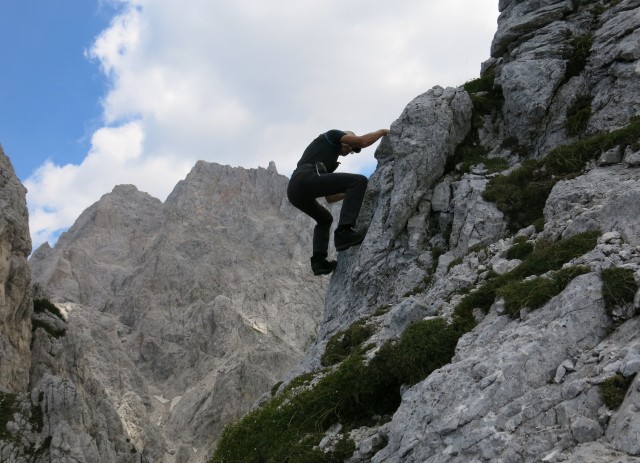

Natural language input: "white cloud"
[26,121,193,247]
[26,0,499,249]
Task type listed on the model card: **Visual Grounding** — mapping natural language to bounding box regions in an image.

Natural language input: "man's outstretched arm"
[341,129,390,150]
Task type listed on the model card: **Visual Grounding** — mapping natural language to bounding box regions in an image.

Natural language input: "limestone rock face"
[0,146,32,393]
[373,273,611,462]
[3,301,155,462]
[504,0,640,155]
[283,1,640,462]
[29,162,325,461]
[544,165,640,245]
[321,86,473,336]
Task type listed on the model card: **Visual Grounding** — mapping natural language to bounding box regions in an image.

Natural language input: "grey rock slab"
[544,165,640,245]
[373,273,610,462]
[0,147,32,394]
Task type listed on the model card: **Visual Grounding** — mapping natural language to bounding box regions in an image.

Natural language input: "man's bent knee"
[351,174,368,190]
[317,213,333,226]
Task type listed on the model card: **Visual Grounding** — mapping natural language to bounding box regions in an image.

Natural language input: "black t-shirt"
[296,129,346,173]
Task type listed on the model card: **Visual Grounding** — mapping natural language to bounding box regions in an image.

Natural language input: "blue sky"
[0,0,499,250]
[0,1,118,181]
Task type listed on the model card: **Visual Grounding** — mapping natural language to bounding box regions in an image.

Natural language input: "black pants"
[287,170,368,256]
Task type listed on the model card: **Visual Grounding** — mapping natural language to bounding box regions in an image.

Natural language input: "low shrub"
[448,257,464,271]
[483,160,556,232]
[447,71,505,174]
[0,392,18,440]
[545,116,640,176]
[506,241,534,260]
[463,71,498,94]
[454,231,599,317]
[484,117,640,231]
[502,136,532,158]
[465,70,504,126]
[509,231,599,279]
[370,318,462,386]
[564,34,593,81]
[455,276,505,318]
[498,266,590,317]
[321,320,374,367]
[33,298,65,320]
[212,229,601,462]
[601,267,638,315]
[565,94,593,137]
[601,373,636,409]
[281,371,317,395]
[373,305,392,316]
[212,317,466,463]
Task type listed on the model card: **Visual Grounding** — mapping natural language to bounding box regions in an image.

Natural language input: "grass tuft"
[545,116,640,176]
[446,71,505,175]
[509,231,599,279]
[455,276,504,319]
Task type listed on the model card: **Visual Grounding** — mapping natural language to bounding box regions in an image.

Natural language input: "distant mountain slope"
[27,161,327,461]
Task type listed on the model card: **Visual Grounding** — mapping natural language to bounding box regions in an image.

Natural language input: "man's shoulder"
[323,129,346,146]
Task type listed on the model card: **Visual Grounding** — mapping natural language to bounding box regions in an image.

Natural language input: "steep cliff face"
[322,0,640,329]
[0,146,32,393]
[26,161,326,461]
[239,1,640,462]
[328,0,640,462]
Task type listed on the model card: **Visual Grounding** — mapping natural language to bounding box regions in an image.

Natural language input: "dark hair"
[344,131,361,153]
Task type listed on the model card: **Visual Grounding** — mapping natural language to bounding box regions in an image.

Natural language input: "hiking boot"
[310,256,337,276]
[334,226,366,251]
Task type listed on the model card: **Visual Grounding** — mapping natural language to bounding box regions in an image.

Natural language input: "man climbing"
[287,128,390,275]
